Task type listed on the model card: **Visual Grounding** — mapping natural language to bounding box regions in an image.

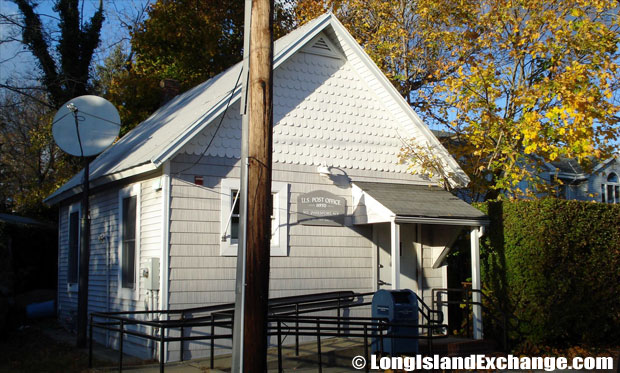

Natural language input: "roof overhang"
[352,182,489,226]
[44,162,158,205]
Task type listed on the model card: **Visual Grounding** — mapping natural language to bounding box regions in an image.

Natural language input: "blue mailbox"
[371,289,419,355]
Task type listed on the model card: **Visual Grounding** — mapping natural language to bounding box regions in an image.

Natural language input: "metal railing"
[89,290,447,372]
[432,287,511,351]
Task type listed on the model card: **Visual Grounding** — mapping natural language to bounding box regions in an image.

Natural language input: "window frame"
[67,202,81,293]
[602,172,619,204]
[118,183,141,300]
[220,178,288,256]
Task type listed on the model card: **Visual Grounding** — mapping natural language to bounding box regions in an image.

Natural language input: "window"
[602,172,619,204]
[119,184,140,299]
[228,190,275,243]
[220,179,288,256]
[67,203,80,291]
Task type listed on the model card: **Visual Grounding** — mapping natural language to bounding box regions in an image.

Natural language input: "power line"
[176,67,244,176]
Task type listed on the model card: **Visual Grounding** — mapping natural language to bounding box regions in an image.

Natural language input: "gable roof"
[544,154,618,181]
[46,13,469,205]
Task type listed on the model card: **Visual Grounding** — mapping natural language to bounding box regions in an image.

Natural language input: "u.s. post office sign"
[297,190,346,226]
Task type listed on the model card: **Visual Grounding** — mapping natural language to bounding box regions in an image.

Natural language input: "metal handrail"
[432,287,511,350]
[89,290,447,372]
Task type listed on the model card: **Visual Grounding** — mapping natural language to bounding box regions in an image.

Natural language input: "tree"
[6,0,105,108]
[0,0,106,217]
[0,91,72,217]
[102,0,295,133]
[422,0,620,199]
[295,0,475,110]
[297,0,620,199]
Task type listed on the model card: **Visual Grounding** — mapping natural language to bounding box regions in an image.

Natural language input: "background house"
[430,130,619,202]
[46,13,487,361]
[545,156,619,203]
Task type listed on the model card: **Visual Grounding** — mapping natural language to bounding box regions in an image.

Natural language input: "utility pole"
[232,0,274,371]
[76,157,91,347]
[71,105,91,348]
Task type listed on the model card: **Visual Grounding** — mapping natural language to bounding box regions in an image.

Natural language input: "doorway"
[373,223,418,292]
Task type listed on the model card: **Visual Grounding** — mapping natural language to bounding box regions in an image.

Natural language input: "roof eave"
[44,163,158,205]
[394,215,490,226]
[327,16,470,188]
[151,13,335,168]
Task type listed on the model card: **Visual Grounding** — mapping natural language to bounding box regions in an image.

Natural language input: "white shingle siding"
[184,42,417,174]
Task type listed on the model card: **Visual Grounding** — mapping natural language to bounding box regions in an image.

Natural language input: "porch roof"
[352,182,489,226]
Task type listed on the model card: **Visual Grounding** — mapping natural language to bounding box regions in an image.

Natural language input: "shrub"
[476,199,620,348]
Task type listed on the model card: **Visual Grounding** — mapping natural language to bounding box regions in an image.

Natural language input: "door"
[374,223,392,289]
[399,223,418,292]
[373,223,418,291]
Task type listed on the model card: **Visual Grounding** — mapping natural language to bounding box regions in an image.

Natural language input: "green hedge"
[476,199,620,348]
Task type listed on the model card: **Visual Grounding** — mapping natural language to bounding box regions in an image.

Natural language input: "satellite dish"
[52,95,120,157]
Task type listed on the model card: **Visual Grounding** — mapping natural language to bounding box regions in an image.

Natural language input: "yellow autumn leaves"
[299,0,620,198]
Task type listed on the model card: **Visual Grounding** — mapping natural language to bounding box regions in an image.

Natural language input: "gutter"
[394,215,490,226]
[45,163,158,205]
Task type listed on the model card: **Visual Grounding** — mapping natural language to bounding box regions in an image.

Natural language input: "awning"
[351,181,489,226]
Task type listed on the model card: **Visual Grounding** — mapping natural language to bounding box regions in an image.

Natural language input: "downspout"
[105,229,110,347]
[160,161,171,362]
[417,224,423,300]
[96,227,111,347]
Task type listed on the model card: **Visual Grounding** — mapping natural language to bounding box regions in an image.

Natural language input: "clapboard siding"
[163,41,437,359]
[419,225,450,310]
[56,176,162,359]
[167,151,382,358]
[57,204,75,328]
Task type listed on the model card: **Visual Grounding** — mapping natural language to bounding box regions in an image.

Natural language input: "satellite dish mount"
[52,95,120,347]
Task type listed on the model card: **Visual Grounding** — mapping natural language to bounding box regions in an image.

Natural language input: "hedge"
[475,199,620,348]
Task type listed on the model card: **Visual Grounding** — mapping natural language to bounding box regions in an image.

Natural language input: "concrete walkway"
[116,338,365,372]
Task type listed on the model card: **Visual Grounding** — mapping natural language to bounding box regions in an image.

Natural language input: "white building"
[46,13,487,361]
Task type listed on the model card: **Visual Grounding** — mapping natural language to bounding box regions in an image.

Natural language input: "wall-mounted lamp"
[152,177,163,191]
[317,165,331,177]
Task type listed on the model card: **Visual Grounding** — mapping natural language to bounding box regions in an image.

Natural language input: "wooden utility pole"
[76,158,91,347]
[234,0,274,371]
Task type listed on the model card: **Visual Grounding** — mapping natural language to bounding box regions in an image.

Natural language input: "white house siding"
[183,40,428,177]
[164,40,441,360]
[56,176,162,359]
[166,157,428,361]
[588,160,620,202]
[419,225,456,323]
[57,204,75,329]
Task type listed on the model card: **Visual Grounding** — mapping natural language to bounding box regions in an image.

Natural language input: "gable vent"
[312,37,331,52]
[302,33,343,60]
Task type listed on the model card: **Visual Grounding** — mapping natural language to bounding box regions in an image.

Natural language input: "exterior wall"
[57,176,163,359]
[165,40,442,360]
[167,153,458,360]
[168,155,412,360]
[553,159,620,202]
[57,204,75,329]
[183,40,431,179]
[587,160,620,202]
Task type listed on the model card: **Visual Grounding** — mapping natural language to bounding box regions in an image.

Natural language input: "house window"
[602,172,619,204]
[119,184,140,298]
[67,203,80,291]
[230,190,240,241]
[220,179,288,256]
[229,190,276,243]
